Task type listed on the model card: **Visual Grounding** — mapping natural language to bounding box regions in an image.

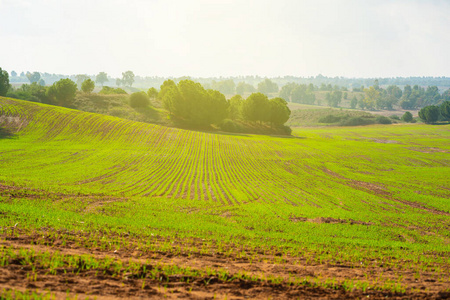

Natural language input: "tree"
[122,71,135,87]
[386,85,402,99]
[129,91,150,108]
[440,101,450,121]
[418,105,439,124]
[37,79,46,86]
[236,82,255,95]
[162,79,228,125]
[269,97,291,126]
[207,89,229,123]
[350,96,357,109]
[116,78,122,87]
[279,83,296,102]
[46,78,77,106]
[228,95,243,120]
[0,67,11,96]
[327,90,342,107]
[362,87,380,110]
[401,111,413,123]
[257,79,278,95]
[95,72,108,86]
[10,70,17,77]
[147,87,158,99]
[75,74,89,89]
[242,92,270,123]
[26,72,41,83]
[211,79,235,95]
[159,79,177,99]
[81,79,95,94]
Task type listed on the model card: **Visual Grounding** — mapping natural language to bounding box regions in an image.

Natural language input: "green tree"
[46,78,77,107]
[129,91,150,108]
[207,89,229,123]
[269,97,291,126]
[75,74,89,89]
[257,79,278,95]
[327,90,342,107]
[122,71,135,87]
[37,79,46,86]
[95,72,108,86]
[26,72,40,84]
[418,105,440,124]
[279,82,296,102]
[81,79,95,94]
[440,101,450,121]
[386,85,402,99]
[211,79,235,95]
[0,67,11,96]
[236,82,255,95]
[228,95,244,120]
[10,70,17,77]
[362,86,379,110]
[242,92,270,123]
[147,87,158,99]
[162,80,228,125]
[159,79,177,99]
[401,111,413,122]
[350,96,357,109]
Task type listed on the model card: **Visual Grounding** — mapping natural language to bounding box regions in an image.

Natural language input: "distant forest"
[8,71,450,92]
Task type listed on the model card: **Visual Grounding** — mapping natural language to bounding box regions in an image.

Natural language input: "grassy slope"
[0,97,450,296]
[1,97,449,247]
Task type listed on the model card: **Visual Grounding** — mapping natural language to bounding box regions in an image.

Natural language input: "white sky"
[1,0,449,78]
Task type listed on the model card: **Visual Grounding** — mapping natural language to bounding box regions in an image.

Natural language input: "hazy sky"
[1,0,449,78]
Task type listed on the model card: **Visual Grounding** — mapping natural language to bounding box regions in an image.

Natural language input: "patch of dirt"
[370,138,403,144]
[408,147,449,153]
[0,235,447,299]
[289,216,372,226]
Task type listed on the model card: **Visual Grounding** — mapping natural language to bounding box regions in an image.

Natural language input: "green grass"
[0,97,449,296]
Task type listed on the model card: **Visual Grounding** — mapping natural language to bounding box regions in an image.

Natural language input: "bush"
[376,116,392,124]
[99,86,127,95]
[280,125,292,135]
[129,91,150,108]
[340,117,375,126]
[219,119,242,133]
[318,114,341,123]
[401,111,413,122]
[390,115,400,120]
[81,79,95,94]
[418,105,440,124]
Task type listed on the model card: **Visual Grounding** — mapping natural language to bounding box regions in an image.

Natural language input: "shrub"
[401,111,413,122]
[390,115,400,120]
[418,105,440,124]
[340,117,375,126]
[129,91,150,108]
[376,116,392,124]
[318,114,341,123]
[81,79,95,94]
[99,86,128,95]
[219,119,242,133]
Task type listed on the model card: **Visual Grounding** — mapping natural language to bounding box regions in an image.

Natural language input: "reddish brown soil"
[0,232,449,299]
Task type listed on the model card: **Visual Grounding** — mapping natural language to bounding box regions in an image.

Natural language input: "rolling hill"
[0,97,449,299]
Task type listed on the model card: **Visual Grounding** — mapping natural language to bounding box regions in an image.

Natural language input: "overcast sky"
[1,0,449,78]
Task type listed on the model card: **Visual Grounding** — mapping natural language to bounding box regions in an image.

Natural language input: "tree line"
[159,79,290,127]
[1,69,291,130]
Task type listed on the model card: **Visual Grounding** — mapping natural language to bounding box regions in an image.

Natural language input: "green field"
[0,97,449,299]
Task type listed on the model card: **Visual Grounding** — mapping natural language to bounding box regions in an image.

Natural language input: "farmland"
[0,97,449,299]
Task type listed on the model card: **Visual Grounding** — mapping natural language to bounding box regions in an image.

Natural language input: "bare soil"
[0,231,449,299]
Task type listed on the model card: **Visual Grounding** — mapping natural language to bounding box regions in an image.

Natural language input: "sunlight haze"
[1,0,449,77]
